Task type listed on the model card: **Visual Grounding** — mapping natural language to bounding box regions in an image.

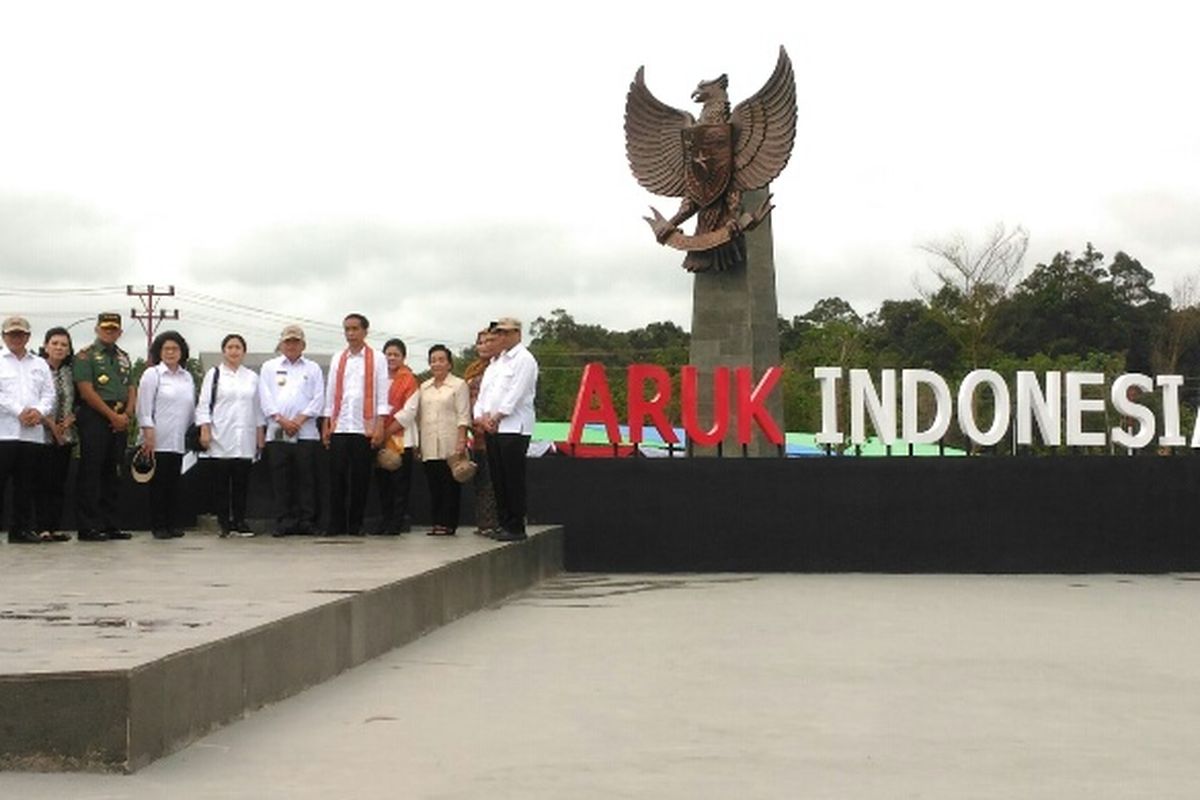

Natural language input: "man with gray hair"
[473,316,538,542]
[258,324,325,535]
[0,316,54,543]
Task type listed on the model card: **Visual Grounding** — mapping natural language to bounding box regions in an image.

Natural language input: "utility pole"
[127,285,179,356]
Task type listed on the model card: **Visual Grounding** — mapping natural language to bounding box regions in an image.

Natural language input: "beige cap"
[493,316,522,332]
[1,316,31,334]
[279,324,306,343]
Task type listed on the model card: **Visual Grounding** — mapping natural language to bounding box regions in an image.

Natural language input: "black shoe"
[232,520,252,533]
[105,529,132,541]
[8,530,43,544]
[48,531,71,542]
[78,530,108,542]
[170,529,186,538]
[492,528,528,542]
[151,529,173,540]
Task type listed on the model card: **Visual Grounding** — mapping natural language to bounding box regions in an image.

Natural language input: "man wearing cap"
[258,324,326,536]
[0,316,55,543]
[473,316,538,542]
[322,313,389,536]
[73,312,136,541]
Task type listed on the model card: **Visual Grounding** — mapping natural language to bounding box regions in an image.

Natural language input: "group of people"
[0,311,538,544]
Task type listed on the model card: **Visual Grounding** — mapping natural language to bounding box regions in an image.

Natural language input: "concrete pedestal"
[689,186,784,457]
[0,527,562,772]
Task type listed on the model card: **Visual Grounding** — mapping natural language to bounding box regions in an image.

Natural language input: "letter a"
[568,363,621,444]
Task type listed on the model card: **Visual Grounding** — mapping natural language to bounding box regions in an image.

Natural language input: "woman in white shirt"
[417,344,470,535]
[137,331,196,540]
[197,334,265,537]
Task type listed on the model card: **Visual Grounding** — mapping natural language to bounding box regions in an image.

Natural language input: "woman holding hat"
[374,338,419,535]
[197,334,265,537]
[416,344,470,535]
[136,330,196,539]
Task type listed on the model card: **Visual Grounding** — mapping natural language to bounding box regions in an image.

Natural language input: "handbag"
[186,367,220,452]
[448,450,477,483]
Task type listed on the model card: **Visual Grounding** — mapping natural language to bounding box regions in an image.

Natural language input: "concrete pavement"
[4,572,1200,797]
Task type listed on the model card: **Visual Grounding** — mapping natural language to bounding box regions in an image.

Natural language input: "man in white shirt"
[322,313,389,536]
[259,324,326,536]
[0,316,54,543]
[473,317,538,542]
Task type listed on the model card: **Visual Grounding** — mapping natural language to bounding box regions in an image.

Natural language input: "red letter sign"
[627,364,679,444]
[568,362,621,444]
[680,366,730,447]
[736,366,785,445]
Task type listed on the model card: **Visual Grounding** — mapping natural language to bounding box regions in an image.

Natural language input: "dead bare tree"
[918,222,1030,369]
[1152,274,1200,374]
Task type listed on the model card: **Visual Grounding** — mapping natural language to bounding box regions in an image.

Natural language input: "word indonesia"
[815,368,1198,449]
[568,363,1200,449]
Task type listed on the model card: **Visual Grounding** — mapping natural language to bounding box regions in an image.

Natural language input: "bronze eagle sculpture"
[624,46,797,273]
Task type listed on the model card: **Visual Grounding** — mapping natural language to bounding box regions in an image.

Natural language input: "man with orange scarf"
[322,313,390,536]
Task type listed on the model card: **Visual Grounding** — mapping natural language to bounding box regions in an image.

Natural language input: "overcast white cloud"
[2,0,1199,364]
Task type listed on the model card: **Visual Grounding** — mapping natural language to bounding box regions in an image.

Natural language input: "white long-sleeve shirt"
[136,364,196,454]
[0,347,54,444]
[474,341,538,434]
[196,364,264,459]
[324,346,390,435]
[258,354,325,442]
[391,386,421,449]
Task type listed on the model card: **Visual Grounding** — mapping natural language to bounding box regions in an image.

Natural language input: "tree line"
[524,225,1200,452]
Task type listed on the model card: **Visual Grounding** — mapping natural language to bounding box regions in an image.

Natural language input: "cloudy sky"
[1,0,1198,365]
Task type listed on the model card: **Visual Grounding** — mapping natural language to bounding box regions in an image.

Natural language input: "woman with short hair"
[417,344,470,535]
[463,327,499,537]
[136,330,196,539]
[36,326,77,541]
[197,333,265,537]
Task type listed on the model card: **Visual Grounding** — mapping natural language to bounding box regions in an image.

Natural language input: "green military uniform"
[73,341,133,407]
[74,316,135,540]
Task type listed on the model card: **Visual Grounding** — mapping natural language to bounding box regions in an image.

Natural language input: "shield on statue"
[681,123,733,209]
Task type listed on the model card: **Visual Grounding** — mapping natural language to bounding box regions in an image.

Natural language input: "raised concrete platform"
[0,526,562,773]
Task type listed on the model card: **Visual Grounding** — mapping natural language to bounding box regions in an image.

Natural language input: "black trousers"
[148,451,184,533]
[374,446,414,532]
[266,440,318,533]
[423,458,462,530]
[328,433,371,534]
[485,433,530,534]
[210,457,252,528]
[0,440,38,534]
[37,442,73,533]
[75,405,126,533]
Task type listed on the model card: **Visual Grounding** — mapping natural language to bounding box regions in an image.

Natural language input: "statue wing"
[731,46,797,192]
[625,67,695,198]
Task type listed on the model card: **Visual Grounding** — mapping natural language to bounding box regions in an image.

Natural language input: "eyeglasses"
[2,330,30,336]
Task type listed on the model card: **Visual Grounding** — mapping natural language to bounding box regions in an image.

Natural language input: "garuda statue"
[625,46,796,273]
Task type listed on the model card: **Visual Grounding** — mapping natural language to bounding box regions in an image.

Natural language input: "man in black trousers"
[474,317,539,541]
[73,312,136,541]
